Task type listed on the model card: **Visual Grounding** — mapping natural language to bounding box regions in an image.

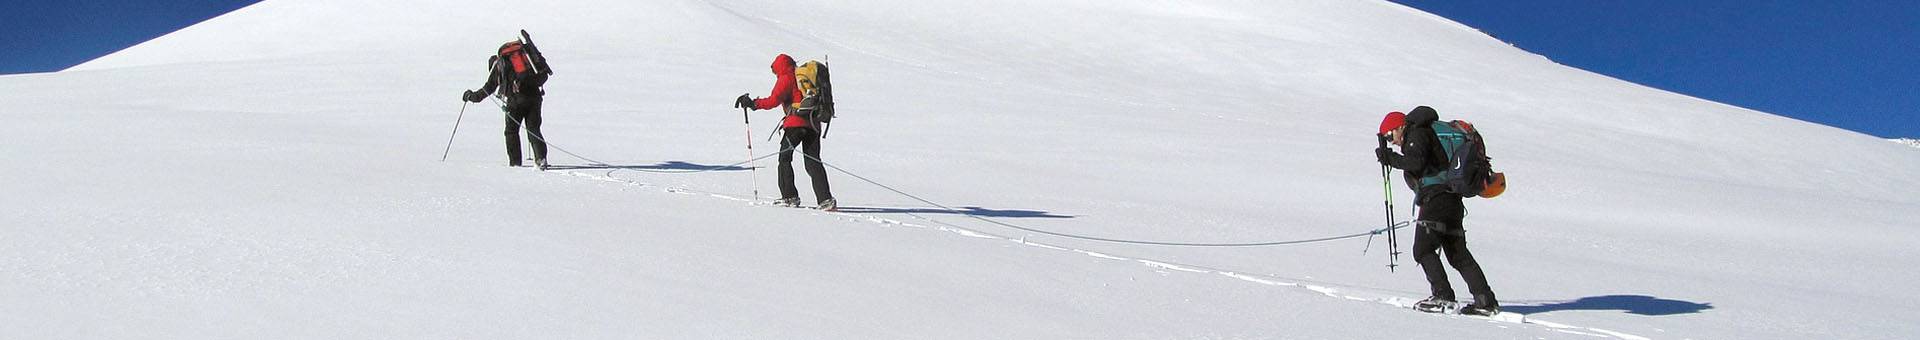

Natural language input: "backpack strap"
[1418,122,1465,187]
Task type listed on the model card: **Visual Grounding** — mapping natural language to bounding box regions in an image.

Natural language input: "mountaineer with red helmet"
[1376,106,1501,316]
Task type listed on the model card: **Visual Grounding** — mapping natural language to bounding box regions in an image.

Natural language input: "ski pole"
[1382,164,1399,272]
[743,106,759,200]
[441,101,469,161]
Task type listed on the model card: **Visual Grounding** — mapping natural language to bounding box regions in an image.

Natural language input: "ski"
[1400,298,1527,323]
[751,199,838,212]
[1413,299,1457,314]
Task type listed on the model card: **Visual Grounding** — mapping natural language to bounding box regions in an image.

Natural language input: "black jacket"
[1384,106,1449,201]
[474,56,547,108]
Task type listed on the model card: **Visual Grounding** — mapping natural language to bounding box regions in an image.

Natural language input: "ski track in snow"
[539,165,1650,340]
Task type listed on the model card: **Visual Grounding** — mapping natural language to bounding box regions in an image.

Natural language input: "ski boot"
[1414,296,1457,313]
[535,158,550,171]
[775,197,801,208]
[817,199,837,212]
[1461,304,1499,316]
[1461,297,1500,316]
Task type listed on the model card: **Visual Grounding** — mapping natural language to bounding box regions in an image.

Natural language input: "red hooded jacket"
[751,54,809,128]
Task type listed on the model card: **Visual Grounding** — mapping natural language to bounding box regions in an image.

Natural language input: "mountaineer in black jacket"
[463,39,551,169]
[1376,106,1500,316]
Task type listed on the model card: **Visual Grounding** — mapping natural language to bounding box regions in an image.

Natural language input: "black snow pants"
[777,126,834,204]
[504,98,547,166]
[1413,193,1497,306]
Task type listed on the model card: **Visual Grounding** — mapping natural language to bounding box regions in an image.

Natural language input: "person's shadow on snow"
[1504,295,1712,316]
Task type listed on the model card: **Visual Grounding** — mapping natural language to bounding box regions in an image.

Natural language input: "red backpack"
[499,42,533,74]
[494,40,549,97]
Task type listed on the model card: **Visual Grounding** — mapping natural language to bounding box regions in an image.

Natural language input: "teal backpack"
[1419,120,1496,198]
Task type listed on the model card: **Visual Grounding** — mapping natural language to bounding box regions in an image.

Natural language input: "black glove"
[463,90,485,103]
[1375,146,1394,166]
[733,93,754,109]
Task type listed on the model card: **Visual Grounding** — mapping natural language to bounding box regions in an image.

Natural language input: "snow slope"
[9,0,1918,338]
[1896,138,1920,149]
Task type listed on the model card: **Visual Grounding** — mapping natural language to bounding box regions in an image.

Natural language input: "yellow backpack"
[793,60,836,135]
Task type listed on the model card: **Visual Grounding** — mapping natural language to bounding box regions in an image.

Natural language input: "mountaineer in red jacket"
[735,54,836,210]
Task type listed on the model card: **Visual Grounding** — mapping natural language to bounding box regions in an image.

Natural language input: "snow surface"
[1895,138,1920,149]
[10,0,1920,339]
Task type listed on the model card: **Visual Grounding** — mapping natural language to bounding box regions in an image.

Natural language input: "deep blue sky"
[2,0,260,74]
[1393,0,1919,138]
[4,1,1915,137]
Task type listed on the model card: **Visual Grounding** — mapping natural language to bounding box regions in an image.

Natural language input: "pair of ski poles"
[1369,136,1402,272]
[1380,164,1402,272]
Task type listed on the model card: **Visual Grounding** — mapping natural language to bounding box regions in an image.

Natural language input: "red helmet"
[1378,111,1407,135]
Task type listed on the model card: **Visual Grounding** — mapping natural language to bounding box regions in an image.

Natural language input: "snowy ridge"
[1895,138,1920,149]
[8,0,1920,339]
